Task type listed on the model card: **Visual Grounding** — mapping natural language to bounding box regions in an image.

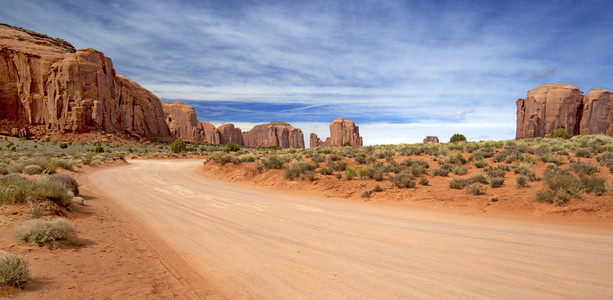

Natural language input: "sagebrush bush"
[466,183,487,195]
[473,160,488,168]
[361,190,371,198]
[489,177,504,188]
[256,156,285,171]
[568,161,598,175]
[470,171,489,184]
[372,184,383,192]
[0,175,72,206]
[516,176,529,188]
[432,168,450,177]
[451,164,467,175]
[389,171,415,188]
[345,166,356,180]
[284,161,317,180]
[449,178,468,189]
[328,160,348,172]
[355,166,372,178]
[45,174,79,196]
[22,164,43,175]
[580,175,608,196]
[13,218,77,248]
[419,177,429,186]
[0,251,29,287]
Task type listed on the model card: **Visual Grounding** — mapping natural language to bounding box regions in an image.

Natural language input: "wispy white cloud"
[1,0,612,144]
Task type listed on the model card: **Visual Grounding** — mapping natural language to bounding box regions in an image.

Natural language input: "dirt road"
[88,159,613,299]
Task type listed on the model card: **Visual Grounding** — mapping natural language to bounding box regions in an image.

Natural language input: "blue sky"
[2,0,612,145]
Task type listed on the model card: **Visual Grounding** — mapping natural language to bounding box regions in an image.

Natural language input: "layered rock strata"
[310,117,363,147]
[423,136,439,143]
[0,24,171,140]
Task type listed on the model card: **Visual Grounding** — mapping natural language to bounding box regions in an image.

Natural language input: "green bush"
[451,164,467,175]
[568,161,598,175]
[93,143,105,153]
[22,164,43,175]
[466,183,487,195]
[343,141,352,147]
[449,178,468,189]
[223,142,241,152]
[257,156,285,171]
[470,171,489,184]
[318,167,333,175]
[171,138,187,153]
[516,176,529,188]
[389,171,415,188]
[328,160,348,172]
[449,134,467,143]
[0,175,72,207]
[473,160,488,168]
[489,177,504,188]
[45,174,79,196]
[284,161,317,180]
[432,168,450,177]
[345,166,356,180]
[13,218,77,248]
[0,251,29,287]
[580,175,608,196]
[553,128,569,139]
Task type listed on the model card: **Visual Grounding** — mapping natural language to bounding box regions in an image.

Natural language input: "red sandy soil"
[0,163,223,299]
[198,155,613,223]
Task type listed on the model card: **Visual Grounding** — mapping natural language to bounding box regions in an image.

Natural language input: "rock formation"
[242,122,305,148]
[580,89,613,136]
[423,136,439,143]
[516,84,584,139]
[516,83,613,139]
[310,117,363,147]
[0,24,171,140]
[217,124,244,145]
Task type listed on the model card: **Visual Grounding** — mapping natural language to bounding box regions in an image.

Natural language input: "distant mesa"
[0,23,304,147]
[423,136,439,143]
[162,101,304,148]
[516,83,613,139]
[310,117,363,147]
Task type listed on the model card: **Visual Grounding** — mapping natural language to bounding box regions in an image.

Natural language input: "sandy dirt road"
[88,159,613,299]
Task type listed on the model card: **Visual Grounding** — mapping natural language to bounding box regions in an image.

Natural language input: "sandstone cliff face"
[310,118,363,147]
[423,136,439,143]
[516,84,584,139]
[516,84,613,139]
[217,124,244,145]
[242,122,304,148]
[162,101,199,140]
[580,89,613,136]
[0,24,171,140]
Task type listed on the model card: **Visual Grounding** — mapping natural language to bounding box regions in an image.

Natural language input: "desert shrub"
[59,143,68,149]
[328,154,343,162]
[223,142,241,152]
[431,168,450,177]
[485,166,507,178]
[372,184,383,192]
[449,178,468,189]
[596,152,613,168]
[345,166,356,180]
[328,160,348,172]
[170,138,187,153]
[580,175,608,196]
[13,218,77,248]
[575,148,593,158]
[219,154,234,166]
[493,150,511,163]
[239,154,257,162]
[372,170,384,181]
[536,169,584,204]
[535,189,568,205]
[451,164,467,175]
[0,251,29,287]
[538,152,563,165]
[311,155,325,164]
[335,173,342,180]
[469,171,489,184]
[568,161,598,175]
[343,141,352,147]
[93,143,105,153]
[284,161,317,180]
[22,165,43,175]
[0,175,72,207]
[450,134,467,143]
[45,174,79,196]
[516,176,529,188]
[553,128,569,139]
[319,167,333,175]
[355,166,372,179]
[361,190,371,198]
[419,177,429,186]
[489,177,504,188]
[354,156,367,164]
[466,183,487,195]
[256,156,285,171]
[410,165,427,177]
[473,160,488,168]
[389,171,415,188]
[490,196,499,202]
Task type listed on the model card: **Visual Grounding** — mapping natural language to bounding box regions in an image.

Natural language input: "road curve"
[88,159,613,299]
